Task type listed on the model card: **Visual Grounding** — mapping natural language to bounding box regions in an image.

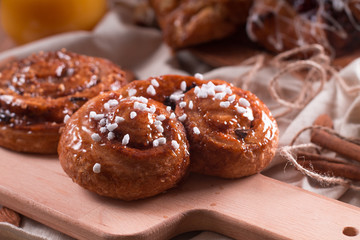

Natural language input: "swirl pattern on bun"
[59,74,278,200]
[0,50,127,153]
[58,91,190,201]
[174,78,279,178]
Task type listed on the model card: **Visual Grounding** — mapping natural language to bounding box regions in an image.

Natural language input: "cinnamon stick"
[312,113,334,128]
[299,160,360,182]
[297,151,345,164]
[0,207,21,227]
[311,114,360,163]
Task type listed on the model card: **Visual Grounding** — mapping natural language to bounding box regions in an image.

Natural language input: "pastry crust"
[119,74,203,102]
[119,75,278,178]
[58,91,190,201]
[59,74,278,200]
[121,75,278,178]
[150,0,252,49]
[174,78,279,178]
[0,50,127,153]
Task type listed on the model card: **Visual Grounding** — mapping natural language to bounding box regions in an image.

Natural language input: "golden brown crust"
[118,75,278,179]
[59,74,278,200]
[58,91,190,201]
[0,50,127,154]
[119,74,203,102]
[0,123,60,154]
[150,0,252,49]
[174,78,279,178]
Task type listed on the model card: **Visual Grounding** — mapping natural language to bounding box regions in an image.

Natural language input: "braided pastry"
[0,50,127,154]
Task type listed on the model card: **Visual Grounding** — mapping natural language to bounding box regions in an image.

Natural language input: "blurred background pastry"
[148,0,360,58]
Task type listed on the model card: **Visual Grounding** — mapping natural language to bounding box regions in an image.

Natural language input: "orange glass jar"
[1,0,107,44]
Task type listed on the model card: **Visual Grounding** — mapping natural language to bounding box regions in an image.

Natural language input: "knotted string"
[236,54,266,90]
[279,125,360,190]
[269,44,329,118]
[237,44,360,118]
[280,143,360,190]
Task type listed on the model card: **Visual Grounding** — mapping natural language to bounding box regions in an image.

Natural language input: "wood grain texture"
[0,147,360,240]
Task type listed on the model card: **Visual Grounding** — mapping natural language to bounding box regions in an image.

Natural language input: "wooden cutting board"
[1,147,360,240]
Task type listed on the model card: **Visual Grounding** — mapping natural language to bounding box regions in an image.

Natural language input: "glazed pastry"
[118,74,203,104]
[173,77,279,178]
[150,0,253,49]
[59,74,278,200]
[247,0,360,56]
[151,0,360,56]
[120,74,278,178]
[0,50,127,154]
[58,91,190,201]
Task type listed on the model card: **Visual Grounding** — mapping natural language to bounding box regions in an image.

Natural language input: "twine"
[279,125,360,190]
[268,44,360,118]
[280,143,360,190]
[237,44,360,113]
[269,59,326,109]
[237,54,266,90]
[272,44,329,67]
[269,45,330,118]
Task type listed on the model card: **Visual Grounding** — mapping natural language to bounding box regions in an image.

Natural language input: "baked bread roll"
[173,77,279,178]
[115,74,278,179]
[116,74,278,178]
[0,50,127,154]
[59,74,278,200]
[150,0,252,49]
[58,91,190,200]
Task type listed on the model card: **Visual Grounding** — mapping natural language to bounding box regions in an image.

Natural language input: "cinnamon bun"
[0,49,127,154]
[120,75,278,178]
[173,77,279,178]
[58,74,278,200]
[58,91,190,200]
[121,74,278,178]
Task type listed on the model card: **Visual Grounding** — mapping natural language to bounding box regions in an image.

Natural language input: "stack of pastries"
[0,51,279,201]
